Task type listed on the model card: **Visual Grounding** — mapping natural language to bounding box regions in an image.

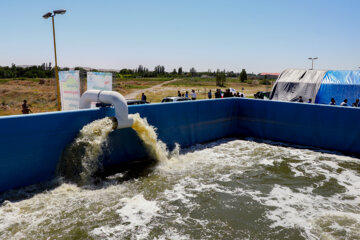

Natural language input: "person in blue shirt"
[329,98,336,105]
[307,98,312,103]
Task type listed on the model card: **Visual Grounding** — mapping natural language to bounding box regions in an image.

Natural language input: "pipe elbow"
[80,90,133,129]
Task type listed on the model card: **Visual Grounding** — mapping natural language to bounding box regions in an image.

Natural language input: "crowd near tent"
[270,68,360,104]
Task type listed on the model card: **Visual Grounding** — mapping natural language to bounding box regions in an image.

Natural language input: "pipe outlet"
[80,90,133,129]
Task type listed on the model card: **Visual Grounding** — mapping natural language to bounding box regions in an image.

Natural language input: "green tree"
[190,67,197,77]
[240,69,247,82]
[154,65,165,75]
[216,69,226,87]
[178,67,182,75]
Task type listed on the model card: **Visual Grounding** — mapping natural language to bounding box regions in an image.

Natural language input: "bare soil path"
[124,78,179,99]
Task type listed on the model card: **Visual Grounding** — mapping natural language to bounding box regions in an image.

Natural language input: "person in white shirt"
[340,99,348,106]
[191,90,197,100]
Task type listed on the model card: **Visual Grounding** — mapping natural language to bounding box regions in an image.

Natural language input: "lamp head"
[42,12,52,19]
[53,9,66,15]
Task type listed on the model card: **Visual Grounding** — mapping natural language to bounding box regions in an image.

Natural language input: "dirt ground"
[0,78,273,116]
[0,79,58,116]
[131,81,272,103]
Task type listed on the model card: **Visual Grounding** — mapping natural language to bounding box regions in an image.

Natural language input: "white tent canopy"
[270,69,327,102]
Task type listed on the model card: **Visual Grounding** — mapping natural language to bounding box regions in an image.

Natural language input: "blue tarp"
[271,69,360,105]
[315,70,360,104]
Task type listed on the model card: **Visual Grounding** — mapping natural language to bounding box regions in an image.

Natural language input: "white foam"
[157,138,360,239]
[1,138,360,239]
[91,194,160,239]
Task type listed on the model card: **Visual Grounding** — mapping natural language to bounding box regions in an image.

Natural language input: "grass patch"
[165,77,246,87]
[166,80,214,87]
[0,78,50,83]
[124,84,149,89]
[114,77,172,82]
[0,79,11,84]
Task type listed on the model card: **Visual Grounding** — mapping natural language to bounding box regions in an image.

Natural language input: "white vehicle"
[161,97,191,103]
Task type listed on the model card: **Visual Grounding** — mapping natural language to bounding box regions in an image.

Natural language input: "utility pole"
[43,10,66,111]
[308,57,318,70]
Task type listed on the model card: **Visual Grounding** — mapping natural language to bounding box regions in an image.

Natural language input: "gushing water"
[130,113,168,162]
[58,114,169,183]
[57,117,115,184]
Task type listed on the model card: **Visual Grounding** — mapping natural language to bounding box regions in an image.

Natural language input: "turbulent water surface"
[1,132,360,239]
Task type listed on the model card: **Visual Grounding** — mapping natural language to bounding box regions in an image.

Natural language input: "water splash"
[58,114,170,184]
[2,138,360,239]
[129,113,169,162]
[57,117,115,184]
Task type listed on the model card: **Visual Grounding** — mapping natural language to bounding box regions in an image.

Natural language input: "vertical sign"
[87,72,112,91]
[59,70,80,111]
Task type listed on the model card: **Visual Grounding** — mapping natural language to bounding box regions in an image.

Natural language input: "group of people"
[211,89,245,98]
[297,96,312,103]
[297,96,360,107]
[141,88,248,102]
[176,89,245,100]
[177,90,198,100]
[329,98,360,107]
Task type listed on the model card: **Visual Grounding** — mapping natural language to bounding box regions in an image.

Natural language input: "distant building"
[257,72,280,80]
[247,73,257,80]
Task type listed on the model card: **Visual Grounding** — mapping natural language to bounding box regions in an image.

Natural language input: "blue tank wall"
[1,98,360,193]
[0,108,113,193]
[236,99,360,154]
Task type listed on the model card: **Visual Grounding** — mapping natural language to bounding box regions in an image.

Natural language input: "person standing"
[178,91,181,97]
[329,98,336,105]
[340,99,348,106]
[208,90,212,99]
[185,91,189,98]
[352,99,359,107]
[224,89,231,98]
[191,90,197,100]
[21,100,31,114]
[141,93,147,101]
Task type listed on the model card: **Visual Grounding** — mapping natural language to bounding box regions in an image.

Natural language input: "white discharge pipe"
[79,90,133,129]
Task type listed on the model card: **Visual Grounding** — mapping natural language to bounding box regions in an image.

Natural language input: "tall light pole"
[43,9,66,111]
[308,57,318,70]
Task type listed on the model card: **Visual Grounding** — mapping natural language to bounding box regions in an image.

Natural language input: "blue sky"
[1,0,359,73]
